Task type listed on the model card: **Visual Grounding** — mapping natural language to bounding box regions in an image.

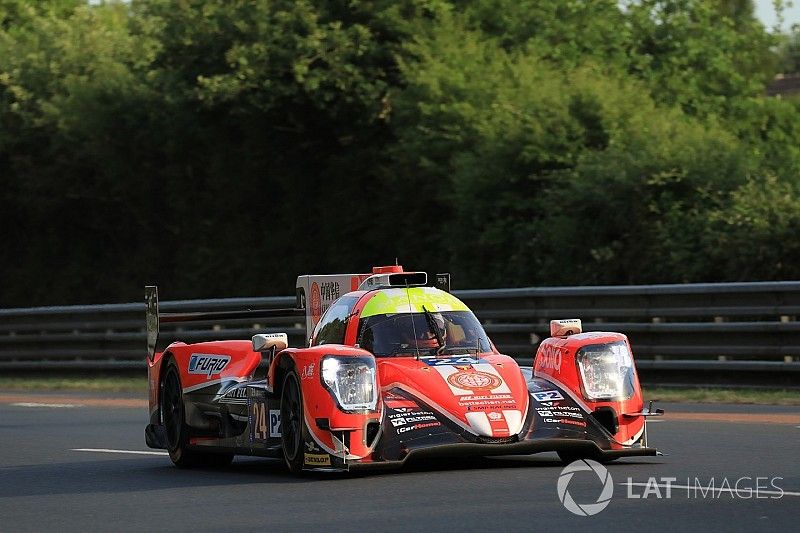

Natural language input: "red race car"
[144,265,662,472]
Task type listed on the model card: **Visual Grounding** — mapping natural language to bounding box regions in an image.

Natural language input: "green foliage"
[701,175,800,280]
[537,113,754,284]
[625,0,777,116]
[775,25,800,73]
[1,0,799,307]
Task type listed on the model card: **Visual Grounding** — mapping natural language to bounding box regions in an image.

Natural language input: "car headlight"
[576,341,635,400]
[320,356,377,411]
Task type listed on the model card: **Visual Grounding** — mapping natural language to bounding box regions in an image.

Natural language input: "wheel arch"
[270,350,298,398]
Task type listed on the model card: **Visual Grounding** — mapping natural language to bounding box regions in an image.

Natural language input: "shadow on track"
[0,452,664,499]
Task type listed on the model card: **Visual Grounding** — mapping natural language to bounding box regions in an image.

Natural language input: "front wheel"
[280,370,305,474]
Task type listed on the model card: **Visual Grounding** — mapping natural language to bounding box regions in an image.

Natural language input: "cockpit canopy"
[309,285,492,357]
[358,310,492,357]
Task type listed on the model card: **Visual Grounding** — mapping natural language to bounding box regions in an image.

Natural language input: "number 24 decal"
[250,399,281,442]
[250,399,269,442]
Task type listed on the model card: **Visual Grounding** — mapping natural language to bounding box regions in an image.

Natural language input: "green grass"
[0,376,147,393]
[0,377,797,405]
[644,387,800,406]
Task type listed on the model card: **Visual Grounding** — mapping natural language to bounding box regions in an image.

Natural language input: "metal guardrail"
[1,282,799,386]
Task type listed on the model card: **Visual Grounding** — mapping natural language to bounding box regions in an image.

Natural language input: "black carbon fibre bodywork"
[146,373,657,470]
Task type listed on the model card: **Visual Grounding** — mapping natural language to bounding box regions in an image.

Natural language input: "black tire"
[161,360,234,468]
[280,370,305,474]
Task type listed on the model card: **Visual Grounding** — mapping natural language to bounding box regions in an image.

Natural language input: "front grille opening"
[365,421,381,447]
[591,406,619,435]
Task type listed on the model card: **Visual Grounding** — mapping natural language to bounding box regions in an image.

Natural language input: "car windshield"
[357,311,492,357]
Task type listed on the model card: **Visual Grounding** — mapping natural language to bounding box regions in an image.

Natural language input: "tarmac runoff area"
[0,390,798,532]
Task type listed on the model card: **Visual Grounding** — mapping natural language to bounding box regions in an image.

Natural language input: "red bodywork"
[146,266,657,470]
[534,332,645,447]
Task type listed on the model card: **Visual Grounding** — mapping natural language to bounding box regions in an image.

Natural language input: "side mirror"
[550,319,582,337]
[252,333,288,353]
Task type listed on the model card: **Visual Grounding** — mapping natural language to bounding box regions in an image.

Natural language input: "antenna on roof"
[405,281,420,361]
[395,257,399,266]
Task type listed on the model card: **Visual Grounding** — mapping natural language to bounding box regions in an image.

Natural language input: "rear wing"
[144,286,303,360]
[146,267,451,358]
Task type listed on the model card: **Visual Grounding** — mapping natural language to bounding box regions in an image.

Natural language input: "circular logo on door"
[447,370,502,391]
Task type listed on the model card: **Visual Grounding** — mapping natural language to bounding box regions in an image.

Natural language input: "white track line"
[71,448,168,456]
[621,482,800,497]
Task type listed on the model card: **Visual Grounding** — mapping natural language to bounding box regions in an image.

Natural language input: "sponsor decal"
[447,370,503,392]
[421,356,483,366]
[403,414,438,423]
[304,453,331,466]
[488,412,502,420]
[220,386,248,404]
[532,390,565,402]
[466,404,517,412]
[536,406,583,419]
[553,419,587,427]
[390,414,438,427]
[396,421,442,434]
[319,281,341,302]
[269,409,281,437]
[459,393,517,411]
[538,344,563,372]
[538,401,586,426]
[434,363,509,396]
[459,394,513,402]
[309,281,343,325]
[188,354,231,377]
[249,398,269,442]
[301,363,315,380]
[310,282,322,324]
[389,409,441,434]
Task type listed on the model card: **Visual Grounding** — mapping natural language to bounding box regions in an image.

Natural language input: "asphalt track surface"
[1,392,798,532]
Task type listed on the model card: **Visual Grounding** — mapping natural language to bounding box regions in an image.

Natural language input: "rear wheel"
[280,370,304,474]
[161,361,233,468]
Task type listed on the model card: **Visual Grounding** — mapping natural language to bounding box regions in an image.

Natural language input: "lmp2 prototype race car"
[144,265,662,473]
